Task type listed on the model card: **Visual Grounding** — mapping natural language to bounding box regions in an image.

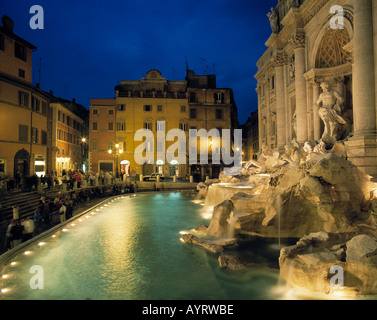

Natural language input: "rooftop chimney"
[2,15,14,33]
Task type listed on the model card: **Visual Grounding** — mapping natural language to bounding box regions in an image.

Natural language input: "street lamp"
[108,143,123,178]
[81,137,87,172]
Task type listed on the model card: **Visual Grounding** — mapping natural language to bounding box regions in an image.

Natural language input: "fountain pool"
[0,192,340,300]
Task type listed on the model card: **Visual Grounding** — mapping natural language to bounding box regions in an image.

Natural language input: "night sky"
[1,0,276,124]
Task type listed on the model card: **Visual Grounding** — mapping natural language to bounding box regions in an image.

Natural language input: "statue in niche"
[289,55,295,79]
[292,111,297,138]
[267,8,279,33]
[316,82,347,147]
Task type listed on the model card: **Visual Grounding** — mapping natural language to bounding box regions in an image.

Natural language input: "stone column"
[374,0,377,133]
[312,81,321,141]
[292,33,308,143]
[352,0,376,137]
[274,53,288,150]
[306,82,313,141]
[346,0,377,176]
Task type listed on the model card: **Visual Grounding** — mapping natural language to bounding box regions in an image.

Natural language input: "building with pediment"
[256,0,377,176]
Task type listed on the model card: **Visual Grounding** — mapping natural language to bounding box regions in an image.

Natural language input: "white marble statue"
[244,145,285,174]
[303,141,313,161]
[316,82,347,145]
[313,140,327,155]
[281,139,301,165]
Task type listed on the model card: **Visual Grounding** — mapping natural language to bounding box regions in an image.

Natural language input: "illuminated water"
[1,192,292,300]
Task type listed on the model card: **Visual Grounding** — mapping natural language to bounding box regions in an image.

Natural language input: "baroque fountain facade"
[183,82,377,297]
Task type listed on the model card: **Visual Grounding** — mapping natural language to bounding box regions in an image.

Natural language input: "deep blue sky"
[1,0,276,124]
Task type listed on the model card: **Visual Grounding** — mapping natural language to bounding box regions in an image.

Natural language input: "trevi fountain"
[182,82,377,298]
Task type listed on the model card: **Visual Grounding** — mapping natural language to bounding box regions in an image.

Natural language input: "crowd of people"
[4,181,138,251]
[0,169,134,194]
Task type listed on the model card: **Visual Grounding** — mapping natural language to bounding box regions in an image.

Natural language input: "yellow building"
[89,69,239,180]
[114,69,189,178]
[0,15,49,179]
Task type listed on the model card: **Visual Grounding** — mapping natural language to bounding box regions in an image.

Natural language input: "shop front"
[34,154,46,177]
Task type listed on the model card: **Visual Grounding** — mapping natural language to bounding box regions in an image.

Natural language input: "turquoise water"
[0,192,283,300]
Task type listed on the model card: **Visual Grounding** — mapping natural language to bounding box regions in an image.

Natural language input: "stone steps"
[0,191,43,226]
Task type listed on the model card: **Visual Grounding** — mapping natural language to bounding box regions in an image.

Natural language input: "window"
[108,109,114,116]
[143,122,152,130]
[107,141,113,150]
[181,105,186,113]
[58,110,61,121]
[179,122,188,132]
[15,42,27,61]
[157,105,163,112]
[31,127,38,144]
[271,76,275,90]
[100,162,113,172]
[42,101,47,115]
[92,140,98,151]
[92,122,98,130]
[189,92,196,103]
[190,108,197,119]
[19,125,28,142]
[108,122,114,131]
[62,113,65,124]
[0,34,4,51]
[117,121,126,131]
[144,105,152,112]
[214,92,224,104]
[19,91,29,107]
[216,109,223,120]
[118,104,125,111]
[93,109,99,115]
[18,69,25,78]
[41,130,47,145]
[118,141,126,151]
[271,120,276,136]
[31,97,40,112]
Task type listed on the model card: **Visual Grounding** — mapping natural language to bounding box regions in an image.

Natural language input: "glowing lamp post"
[108,143,123,178]
[81,137,87,172]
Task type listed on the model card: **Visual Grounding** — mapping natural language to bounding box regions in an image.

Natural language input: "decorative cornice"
[301,0,329,27]
[304,63,353,84]
[274,52,289,67]
[290,32,306,48]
